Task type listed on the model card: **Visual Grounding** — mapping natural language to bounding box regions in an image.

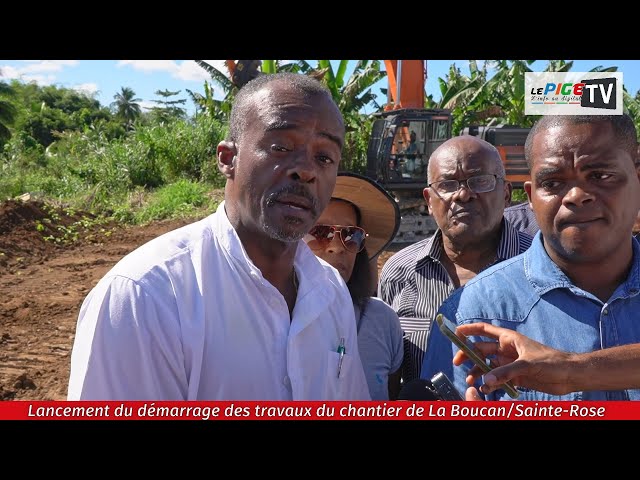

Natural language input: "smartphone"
[430,372,463,401]
[435,313,519,399]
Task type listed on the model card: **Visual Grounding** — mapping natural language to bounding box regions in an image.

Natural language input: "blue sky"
[1,60,639,116]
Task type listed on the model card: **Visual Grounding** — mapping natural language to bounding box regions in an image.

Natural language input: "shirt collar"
[210,200,332,297]
[415,231,443,265]
[414,218,524,266]
[524,231,640,300]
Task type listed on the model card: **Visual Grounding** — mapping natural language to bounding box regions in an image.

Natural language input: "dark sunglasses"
[304,225,368,254]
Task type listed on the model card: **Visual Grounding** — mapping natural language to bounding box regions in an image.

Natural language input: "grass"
[132,180,223,225]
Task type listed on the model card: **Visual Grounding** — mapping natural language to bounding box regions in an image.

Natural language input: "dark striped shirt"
[503,202,540,237]
[378,219,533,382]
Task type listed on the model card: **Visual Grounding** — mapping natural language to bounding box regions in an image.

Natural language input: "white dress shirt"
[68,201,370,400]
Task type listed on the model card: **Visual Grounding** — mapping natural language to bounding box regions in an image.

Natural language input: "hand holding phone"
[435,313,519,399]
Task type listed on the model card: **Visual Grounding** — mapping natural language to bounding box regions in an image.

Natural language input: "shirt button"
[603,309,609,315]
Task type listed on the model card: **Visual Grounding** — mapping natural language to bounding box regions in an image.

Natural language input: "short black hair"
[524,114,638,168]
[227,72,337,143]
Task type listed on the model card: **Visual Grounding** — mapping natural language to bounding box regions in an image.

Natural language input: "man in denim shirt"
[421,114,640,401]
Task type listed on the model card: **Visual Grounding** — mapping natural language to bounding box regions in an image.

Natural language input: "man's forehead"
[434,145,498,169]
[253,83,321,109]
[534,121,615,147]
[252,87,335,118]
[248,87,344,145]
[531,122,623,163]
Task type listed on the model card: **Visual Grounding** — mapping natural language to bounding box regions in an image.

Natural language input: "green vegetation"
[0,78,227,225]
[133,179,222,224]
[511,189,529,204]
[2,60,640,230]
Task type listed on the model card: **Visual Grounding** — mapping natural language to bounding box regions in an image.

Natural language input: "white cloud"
[138,100,156,111]
[72,83,99,96]
[175,61,212,82]
[117,60,230,83]
[19,60,79,74]
[117,60,179,73]
[0,65,21,79]
[0,61,79,84]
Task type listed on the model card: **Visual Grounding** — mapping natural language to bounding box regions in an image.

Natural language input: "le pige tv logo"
[525,72,623,115]
[580,78,616,109]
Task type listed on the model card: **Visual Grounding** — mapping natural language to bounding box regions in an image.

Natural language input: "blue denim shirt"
[421,233,640,401]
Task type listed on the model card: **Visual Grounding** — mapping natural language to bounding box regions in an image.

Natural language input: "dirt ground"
[0,199,397,400]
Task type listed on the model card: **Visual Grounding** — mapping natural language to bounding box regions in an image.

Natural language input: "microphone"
[397,378,439,400]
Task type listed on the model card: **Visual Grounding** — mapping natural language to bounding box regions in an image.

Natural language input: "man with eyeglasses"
[378,135,533,383]
[421,114,640,401]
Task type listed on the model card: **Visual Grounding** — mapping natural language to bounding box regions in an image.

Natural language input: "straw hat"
[331,172,401,260]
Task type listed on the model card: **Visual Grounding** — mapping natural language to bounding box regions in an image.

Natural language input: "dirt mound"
[0,210,197,400]
[0,202,399,401]
[0,199,114,271]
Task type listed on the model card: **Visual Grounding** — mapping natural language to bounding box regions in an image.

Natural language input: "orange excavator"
[224,60,531,244]
[225,60,262,88]
[364,60,530,243]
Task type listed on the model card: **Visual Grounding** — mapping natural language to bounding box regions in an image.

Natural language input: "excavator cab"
[366,109,452,189]
[461,124,530,188]
[364,108,452,243]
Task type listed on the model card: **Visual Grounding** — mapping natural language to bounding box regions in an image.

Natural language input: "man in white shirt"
[67,72,370,400]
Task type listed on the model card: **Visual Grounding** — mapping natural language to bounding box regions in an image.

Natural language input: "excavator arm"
[383,60,426,110]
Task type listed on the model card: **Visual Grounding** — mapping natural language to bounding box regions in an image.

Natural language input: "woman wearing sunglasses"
[304,173,404,400]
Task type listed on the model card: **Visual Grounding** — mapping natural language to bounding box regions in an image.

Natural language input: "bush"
[0,113,228,217]
[134,179,215,224]
[511,188,528,204]
[132,115,226,185]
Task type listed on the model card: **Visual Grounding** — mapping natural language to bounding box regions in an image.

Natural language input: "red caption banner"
[0,401,638,420]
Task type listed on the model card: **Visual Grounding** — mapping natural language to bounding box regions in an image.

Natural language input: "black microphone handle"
[397,378,439,401]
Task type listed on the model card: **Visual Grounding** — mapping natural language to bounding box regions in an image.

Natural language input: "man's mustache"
[266,184,318,217]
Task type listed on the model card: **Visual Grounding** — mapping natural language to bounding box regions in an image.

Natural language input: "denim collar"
[524,232,640,302]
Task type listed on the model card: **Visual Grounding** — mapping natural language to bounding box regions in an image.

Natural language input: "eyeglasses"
[304,225,368,254]
[428,174,503,197]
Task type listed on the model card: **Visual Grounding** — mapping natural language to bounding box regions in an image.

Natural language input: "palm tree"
[111,87,142,130]
[193,60,335,122]
[310,60,384,118]
[0,78,17,147]
[191,60,385,172]
[193,60,244,121]
[194,61,235,96]
[422,62,489,135]
[426,61,486,110]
